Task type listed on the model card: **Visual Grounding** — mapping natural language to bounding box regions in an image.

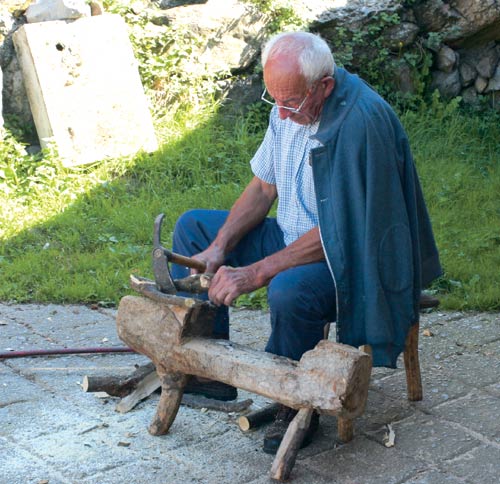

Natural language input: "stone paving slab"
[401,469,465,484]
[306,436,427,484]
[430,391,500,442]
[440,444,500,484]
[0,302,499,484]
[372,367,470,409]
[364,412,480,463]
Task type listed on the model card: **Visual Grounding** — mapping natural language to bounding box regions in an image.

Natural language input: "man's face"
[263,56,333,126]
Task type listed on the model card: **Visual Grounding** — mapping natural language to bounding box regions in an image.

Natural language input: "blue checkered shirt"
[250,107,322,245]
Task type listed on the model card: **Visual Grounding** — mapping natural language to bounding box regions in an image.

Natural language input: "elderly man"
[171,31,441,454]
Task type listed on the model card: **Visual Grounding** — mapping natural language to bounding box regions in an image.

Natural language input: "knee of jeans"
[267,275,306,315]
[173,209,204,242]
[175,209,200,231]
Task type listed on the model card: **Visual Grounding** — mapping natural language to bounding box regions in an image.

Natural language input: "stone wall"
[1,2,32,131]
[1,0,500,136]
[310,0,500,107]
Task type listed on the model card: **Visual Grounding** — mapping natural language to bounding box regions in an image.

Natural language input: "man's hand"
[208,265,262,307]
[190,245,225,274]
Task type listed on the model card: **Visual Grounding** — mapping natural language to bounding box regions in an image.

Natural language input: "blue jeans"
[172,209,336,361]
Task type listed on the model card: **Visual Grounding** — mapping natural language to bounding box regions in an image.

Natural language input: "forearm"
[207,226,325,307]
[211,177,277,255]
[251,227,325,286]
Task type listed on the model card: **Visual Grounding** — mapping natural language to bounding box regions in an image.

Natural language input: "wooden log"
[404,323,422,401]
[117,296,372,418]
[182,395,253,413]
[174,273,213,294]
[270,408,314,482]
[115,370,161,414]
[82,362,155,397]
[238,403,281,432]
[130,274,213,298]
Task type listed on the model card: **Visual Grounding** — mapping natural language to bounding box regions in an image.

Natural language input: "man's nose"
[278,107,292,120]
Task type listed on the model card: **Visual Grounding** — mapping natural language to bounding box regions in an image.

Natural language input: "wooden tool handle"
[168,252,206,272]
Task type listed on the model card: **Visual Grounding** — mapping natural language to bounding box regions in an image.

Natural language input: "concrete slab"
[484,381,500,397]
[0,394,98,441]
[0,437,67,484]
[0,303,498,484]
[0,364,48,405]
[12,14,157,166]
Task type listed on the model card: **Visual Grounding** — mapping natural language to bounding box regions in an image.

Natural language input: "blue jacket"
[310,68,442,367]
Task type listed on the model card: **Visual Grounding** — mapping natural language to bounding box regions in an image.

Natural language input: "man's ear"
[323,76,335,98]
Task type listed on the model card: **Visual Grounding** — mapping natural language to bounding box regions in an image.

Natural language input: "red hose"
[0,347,135,359]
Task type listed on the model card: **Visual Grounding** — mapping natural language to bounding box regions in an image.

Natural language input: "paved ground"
[0,301,499,484]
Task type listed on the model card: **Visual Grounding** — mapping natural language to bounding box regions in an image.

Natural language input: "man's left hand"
[208,265,262,307]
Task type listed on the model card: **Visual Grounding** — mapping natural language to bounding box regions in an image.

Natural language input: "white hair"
[261,31,336,86]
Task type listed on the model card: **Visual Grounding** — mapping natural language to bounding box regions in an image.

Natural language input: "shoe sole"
[262,433,315,455]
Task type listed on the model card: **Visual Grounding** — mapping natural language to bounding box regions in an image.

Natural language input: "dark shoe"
[263,405,319,455]
[184,376,237,401]
[419,291,440,309]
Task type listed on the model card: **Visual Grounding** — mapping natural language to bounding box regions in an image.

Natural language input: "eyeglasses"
[260,87,310,114]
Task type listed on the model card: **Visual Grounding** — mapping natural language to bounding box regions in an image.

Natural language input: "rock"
[475,75,489,94]
[476,45,500,78]
[485,90,500,110]
[159,0,207,9]
[312,0,403,36]
[394,62,415,94]
[431,69,461,98]
[89,1,104,16]
[413,0,461,34]
[0,4,34,132]
[436,45,457,73]
[2,51,34,130]
[459,61,477,87]
[25,0,91,23]
[485,63,500,92]
[220,73,263,114]
[162,0,267,78]
[461,86,479,105]
[384,21,420,50]
[414,0,500,46]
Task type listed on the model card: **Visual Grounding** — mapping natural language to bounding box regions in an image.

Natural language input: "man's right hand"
[191,244,226,274]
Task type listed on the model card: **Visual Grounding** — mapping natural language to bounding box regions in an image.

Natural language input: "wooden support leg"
[337,417,354,443]
[148,371,188,436]
[336,344,371,443]
[270,408,314,482]
[404,323,422,401]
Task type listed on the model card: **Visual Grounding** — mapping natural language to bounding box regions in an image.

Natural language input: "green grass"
[0,103,264,305]
[403,100,500,310]
[1,98,499,310]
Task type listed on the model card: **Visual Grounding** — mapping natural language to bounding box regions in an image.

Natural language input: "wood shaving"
[384,424,396,447]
